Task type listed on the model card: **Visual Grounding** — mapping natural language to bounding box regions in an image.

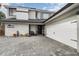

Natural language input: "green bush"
[0,12,5,19]
[0,12,5,25]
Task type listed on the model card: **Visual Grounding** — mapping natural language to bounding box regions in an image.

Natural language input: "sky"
[10,3,67,12]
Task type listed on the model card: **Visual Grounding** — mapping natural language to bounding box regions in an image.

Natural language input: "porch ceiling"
[1,18,44,25]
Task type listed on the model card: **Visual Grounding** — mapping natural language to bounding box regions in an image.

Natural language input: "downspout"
[29,24,31,36]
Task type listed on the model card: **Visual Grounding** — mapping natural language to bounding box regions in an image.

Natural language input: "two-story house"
[0,3,79,52]
[0,4,53,36]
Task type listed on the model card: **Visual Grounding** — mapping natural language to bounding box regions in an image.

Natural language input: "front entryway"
[37,25,42,35]
[37,25,44,35]
[29,25,45,36]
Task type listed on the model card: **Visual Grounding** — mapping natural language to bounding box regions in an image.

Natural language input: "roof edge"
[43,3,74,23]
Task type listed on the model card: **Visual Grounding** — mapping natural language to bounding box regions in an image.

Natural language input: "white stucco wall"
[16,12,28,20]
[5,23,29,36]
[30,25,37,34]
[45,16,77,49]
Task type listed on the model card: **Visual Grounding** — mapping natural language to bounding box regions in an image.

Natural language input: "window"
[7,24,14,28]
[9,8,16,16]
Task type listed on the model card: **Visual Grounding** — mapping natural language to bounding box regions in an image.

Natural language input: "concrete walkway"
[0,36,78,56]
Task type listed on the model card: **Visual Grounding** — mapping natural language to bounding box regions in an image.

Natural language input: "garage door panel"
[45,19,77,49]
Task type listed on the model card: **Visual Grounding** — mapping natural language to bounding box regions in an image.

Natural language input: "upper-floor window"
[9,8,16,16]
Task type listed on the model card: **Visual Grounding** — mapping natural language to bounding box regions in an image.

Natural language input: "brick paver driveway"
[0,36,78,56]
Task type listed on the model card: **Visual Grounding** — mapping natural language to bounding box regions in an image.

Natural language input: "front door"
[37,25,44,35]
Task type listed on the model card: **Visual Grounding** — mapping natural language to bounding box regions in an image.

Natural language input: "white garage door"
[45,16,77,49]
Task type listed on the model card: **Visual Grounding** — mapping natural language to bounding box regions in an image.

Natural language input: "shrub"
[0,12,5,19]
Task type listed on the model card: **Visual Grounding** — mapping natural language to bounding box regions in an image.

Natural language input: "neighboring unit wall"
[45,16,77,49]
[5,23,29,36]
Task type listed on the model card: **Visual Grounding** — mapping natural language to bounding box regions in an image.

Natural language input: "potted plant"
[13,33,17,37]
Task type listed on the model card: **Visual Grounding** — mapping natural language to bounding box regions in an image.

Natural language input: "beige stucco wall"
[29,11,36,19]
[5,23,29,36]
[45,15,77,49]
